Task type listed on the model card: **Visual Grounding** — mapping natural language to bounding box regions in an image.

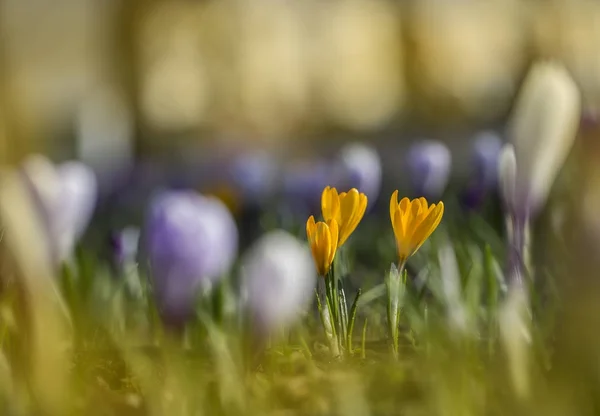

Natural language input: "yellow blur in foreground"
[389,191,444,264]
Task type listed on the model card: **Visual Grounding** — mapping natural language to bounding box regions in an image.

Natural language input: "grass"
[0,180,596,416]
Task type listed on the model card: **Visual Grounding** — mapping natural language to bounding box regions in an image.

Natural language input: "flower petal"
[411,202,444,255]
[390,190,399,226]
[338,189,360,246]
[327,219,339,269]
[321,186,340,222]
[315,222,332,276]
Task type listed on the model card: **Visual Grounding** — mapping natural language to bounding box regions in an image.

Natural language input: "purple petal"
[143,190,238,324]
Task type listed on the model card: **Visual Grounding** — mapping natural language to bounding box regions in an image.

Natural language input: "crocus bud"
[462,131,503,209]
[143,191,238,326]
[406,140,452,199]
[240,230,316,332]
[507,62,581,218]
[21,155,98,264]
[334,142,382,205]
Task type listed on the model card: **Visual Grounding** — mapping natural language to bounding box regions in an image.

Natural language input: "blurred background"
[2,0,598,167]
[1,0,600,241]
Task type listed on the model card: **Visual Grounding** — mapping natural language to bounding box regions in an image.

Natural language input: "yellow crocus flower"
[321,186,367,247]
[389,190,444,264]
[306,216,339,276]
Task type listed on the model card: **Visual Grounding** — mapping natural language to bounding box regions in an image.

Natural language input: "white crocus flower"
[507,62,581,218]
[240,230,316,331]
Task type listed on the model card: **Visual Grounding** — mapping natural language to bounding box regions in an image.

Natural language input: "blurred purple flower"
[406,140,452,199]
[462,131,503,209]
[282,161,332,216]
[228,151,278,206]
[143,190,238,325]
[110,226,140,269]
[334,142,382,205]
[21,155,98,264]
[240,230,316,331]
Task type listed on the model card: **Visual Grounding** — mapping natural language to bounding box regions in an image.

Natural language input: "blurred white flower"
[240,230,316,331]
[21,155,97,263]
[507,62,581,217]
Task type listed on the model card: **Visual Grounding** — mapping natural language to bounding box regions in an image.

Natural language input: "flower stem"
[387,260,406,359]
[347,288,362,353]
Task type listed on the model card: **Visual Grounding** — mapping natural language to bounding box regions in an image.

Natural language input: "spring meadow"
[3,1,600,415]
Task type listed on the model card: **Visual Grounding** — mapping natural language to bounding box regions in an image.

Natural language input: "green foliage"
[0,210,593,415]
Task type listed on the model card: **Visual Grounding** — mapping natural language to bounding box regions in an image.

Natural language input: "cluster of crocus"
[305,186,367,356]
[306,186,368,277]
[20,155,98,265]
[305,185,445,357]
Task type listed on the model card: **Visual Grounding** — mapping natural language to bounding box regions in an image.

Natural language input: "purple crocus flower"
[334,142,382,206]
[228,151,278,206]
[142,190,238,325]
[462,131,503,210]
[281,161,332,217]
[406,140,452,199]
[21,155,98,264]
[240,230,316,332]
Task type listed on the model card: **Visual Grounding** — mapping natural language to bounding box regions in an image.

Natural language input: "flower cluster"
[306,187,368,277]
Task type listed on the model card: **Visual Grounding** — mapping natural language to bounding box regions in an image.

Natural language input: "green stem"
[347,288,362,354]
[361,319,368,360]
[316,286,339,357]
[387,260,406,359]
[339,285,348,345]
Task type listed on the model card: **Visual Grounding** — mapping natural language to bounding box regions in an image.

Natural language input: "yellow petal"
[345,192,367,238]
[394,208,410,261]
[390,190,399,226]
[356,193,368,224]
[410,198,423,219]
[306,216,321,274]
[306,215,316,239]
[326,219,339,268]
[321,186,340,223]
[315,222,332,276]
[399,197,410,212]
[411,202,444,255]
[398,197,411,235]
[338,189,360,246]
